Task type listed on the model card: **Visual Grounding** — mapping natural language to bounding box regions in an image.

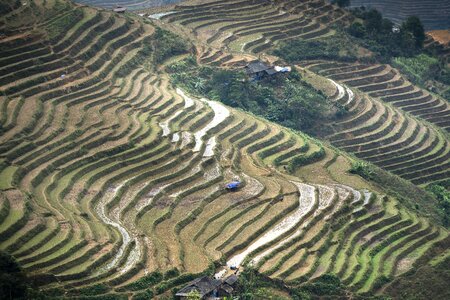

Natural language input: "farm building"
[113,6,126,13]
[175,275,237,299]
[244,60,291,80]
[244,60,277,79]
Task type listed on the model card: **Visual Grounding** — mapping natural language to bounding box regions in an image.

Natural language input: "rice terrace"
[0,0,449,299]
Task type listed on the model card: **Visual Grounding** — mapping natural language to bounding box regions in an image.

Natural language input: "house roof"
[220,283,234,294]
[224,274,238,285]
[175,276,221,297]
[265,67,278,75]
[113,7,127,12]
[245,61,270,74]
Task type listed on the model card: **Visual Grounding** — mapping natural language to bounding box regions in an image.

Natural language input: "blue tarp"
[226,181,240,189]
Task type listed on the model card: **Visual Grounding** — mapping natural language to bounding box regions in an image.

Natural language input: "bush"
[168,58,331,132]
[349,161,375,180]
[152,27,188,64]
[426,184,450,227]
[347,8,426,59]
[273,36,358,62]
[392,54,440,85]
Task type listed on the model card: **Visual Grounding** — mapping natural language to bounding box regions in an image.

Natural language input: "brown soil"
[428,30,450,45]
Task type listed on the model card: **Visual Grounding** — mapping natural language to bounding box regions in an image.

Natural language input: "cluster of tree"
[0,251,45,300]
[151,27,189,65]
[167,57,331,132]
[392,54,450,98]
[0,0,20,15]
[273,35,359,63]
[331,0,350,8]
[348,8,425,58]
[426,184,450,227]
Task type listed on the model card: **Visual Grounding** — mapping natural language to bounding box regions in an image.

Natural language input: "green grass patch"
[0,165,17,189]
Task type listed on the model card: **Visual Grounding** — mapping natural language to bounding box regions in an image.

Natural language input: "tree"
[401,16,425,48]
[332,0,350,8]
[364,9,383,33]
[348,22,366,38]
[0,251,28,299]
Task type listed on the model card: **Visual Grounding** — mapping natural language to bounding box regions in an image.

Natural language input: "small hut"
[113,6,126,13]
[175,276,221,299]
[244,60,274,80]
[175,275,238,299]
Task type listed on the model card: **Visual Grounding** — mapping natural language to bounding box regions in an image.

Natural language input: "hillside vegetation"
[0,0,449,299]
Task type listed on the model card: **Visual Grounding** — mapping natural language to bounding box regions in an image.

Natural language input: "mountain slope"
[0,0,448,299]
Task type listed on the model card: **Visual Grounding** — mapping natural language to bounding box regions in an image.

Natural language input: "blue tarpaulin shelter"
[226,181,240,190]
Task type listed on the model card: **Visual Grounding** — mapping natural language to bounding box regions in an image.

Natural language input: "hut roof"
[224,274,238,285]
[175,276,221,297]
[245,61,270,74]
[113,6,127,13]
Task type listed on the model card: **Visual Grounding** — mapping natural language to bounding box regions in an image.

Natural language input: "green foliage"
[132,289,154,300]
[0,251,28,299]
[168,57,331,131]
[164,268,180,280]
[349,161,375,180]
[348,8,425,59]
[0,0,20,15]
[273,35,358,62]
[290,274,348,298]
[186,290,201,300]
[75,284,110,296]
[152,27,188,64]
[331,0,350,8]
[372,275,392,290]
[426,184,450,227]
[46,9,83,39]
[392,54,440,84]
[443,88,450,101]
[0,250,48,299]
[119,271,163,291]
[401,16,425,48]
[384,257,450,300]
[236,268,289,299]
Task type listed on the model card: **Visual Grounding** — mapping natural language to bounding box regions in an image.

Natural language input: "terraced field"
[0,0,449,298]
[425,33,450,67]
[149,0,450,187]
[304,61,450,185]
[350,0,450,30]
[75,0,184,10]
[159,0,352,66]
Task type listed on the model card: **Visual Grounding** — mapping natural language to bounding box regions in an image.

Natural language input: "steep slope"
[349,0,450,30]
[158,0,450,186]
[0,0,448,299]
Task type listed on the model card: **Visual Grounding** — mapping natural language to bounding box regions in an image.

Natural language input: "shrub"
[168,58,331,132]
[392,54,440,85]
[119,271,163,291]
[372,275,392,290]
[349,161,375,180]
[273,36,358,62]
[152,27,189,64]
[426,184,450,227]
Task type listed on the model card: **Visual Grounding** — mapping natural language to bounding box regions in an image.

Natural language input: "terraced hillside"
[425,33,450,67]
[159,0,352,66]
[0,0,449,299]
[75,0,184,10]
[154,0,450,187]
[304,61,450,185]
[349,0,450,30]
